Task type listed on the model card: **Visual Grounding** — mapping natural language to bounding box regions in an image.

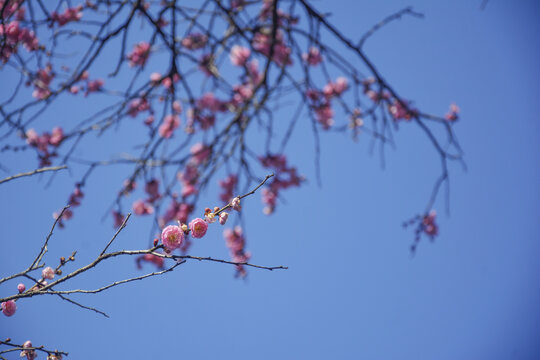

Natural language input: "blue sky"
[1,1,539,359]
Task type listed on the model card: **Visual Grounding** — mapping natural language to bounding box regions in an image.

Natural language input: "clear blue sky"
[1,1,539,359]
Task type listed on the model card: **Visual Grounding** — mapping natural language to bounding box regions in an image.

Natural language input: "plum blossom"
[422,210,438,237]
[231,197,241,211]
[302,47,322,66]
[259,154,303,214]
[32,66,54,100]
[132,199,154,215]
[445,103,460,122]
[190,143,211,165]
[219,174,237,204]
[388,99,418,121]
[189,218,208,238]
[127,97,151,117]
[112,211,125,228]
[1,300,16,317]
[20,340,37,360]
[85,78,104,96]
[181,33,208,50]
[42,266,55,280]
[161,225,184,250]
[127,42,151,67]
[224,226,251,277]
[158,114,180,138]
[136,253,165,269]
[230,45,251,66]
[51,5,83,26]
[18,283,25,293]
[219,212,229,225]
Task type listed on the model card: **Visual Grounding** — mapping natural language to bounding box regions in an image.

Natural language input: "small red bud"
[153,238,158,247]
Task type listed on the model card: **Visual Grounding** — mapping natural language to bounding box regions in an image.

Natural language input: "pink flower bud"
[231,197,241,211]
[219,212,229,225]
[17,283,25,293]
[1,300,17,317]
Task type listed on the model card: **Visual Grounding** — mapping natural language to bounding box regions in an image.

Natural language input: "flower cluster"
[20,340,37,360]
[136,253,165,269]
[31,65,54,100]
[0,19,39,63]
[131,179,161,216]
[388,98,418,122]
[445,103,460,122]
[224,226,250,277]
[51,5,83,26]
[259,154,303,214]
[302,47,322,66]
[53,184,84,227]
[127,42,151,67]
[404,209,440,253]
[218,174,238,204]
[305,77,349,129]
[158,114,181,139]
[25,126,64,167]
[181,33,208,50]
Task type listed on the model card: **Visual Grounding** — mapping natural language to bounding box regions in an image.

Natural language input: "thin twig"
[0,165,67,185]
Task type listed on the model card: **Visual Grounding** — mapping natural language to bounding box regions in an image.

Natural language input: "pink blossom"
[189,218,208,238]
[144,115,154,126]
[422,210,438,236]
[20,340,37,360]
[198,53,216,77]
[144,179,160,202]
[127,97,150,117]
[219,212,229,225]
[181,33,208,50]
[150,72,162,84]
[1,300,17,317]
[132,199,154,215]
[112,211,125,228]
[136,253,165,269]
[219,174,237,203]
[190,143,211,165]
[445,103,460,122]
[70,85,79,94]
[172,100,182,114]
[205,212,217,223]
[159,199,193,227]
[161,225,184,250]
[323,77,348,98]
[252,30,292,66]
[230,45,251,66]
[32,66,54,99]
[18,283,25,293]
[196,93,226,112]
[85,78,104,96]
[161,73,180,90]
[302,47,322,66]
[231,197,241,211]
[389,99,418,121]
[51,5,83,26]
[158,114,180,138]
[181,183,198,197]
[314,104,334,129]
[49,127,64,146]
[127,42,151,67]
[223,226,250,277]
[42,266,55,280]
